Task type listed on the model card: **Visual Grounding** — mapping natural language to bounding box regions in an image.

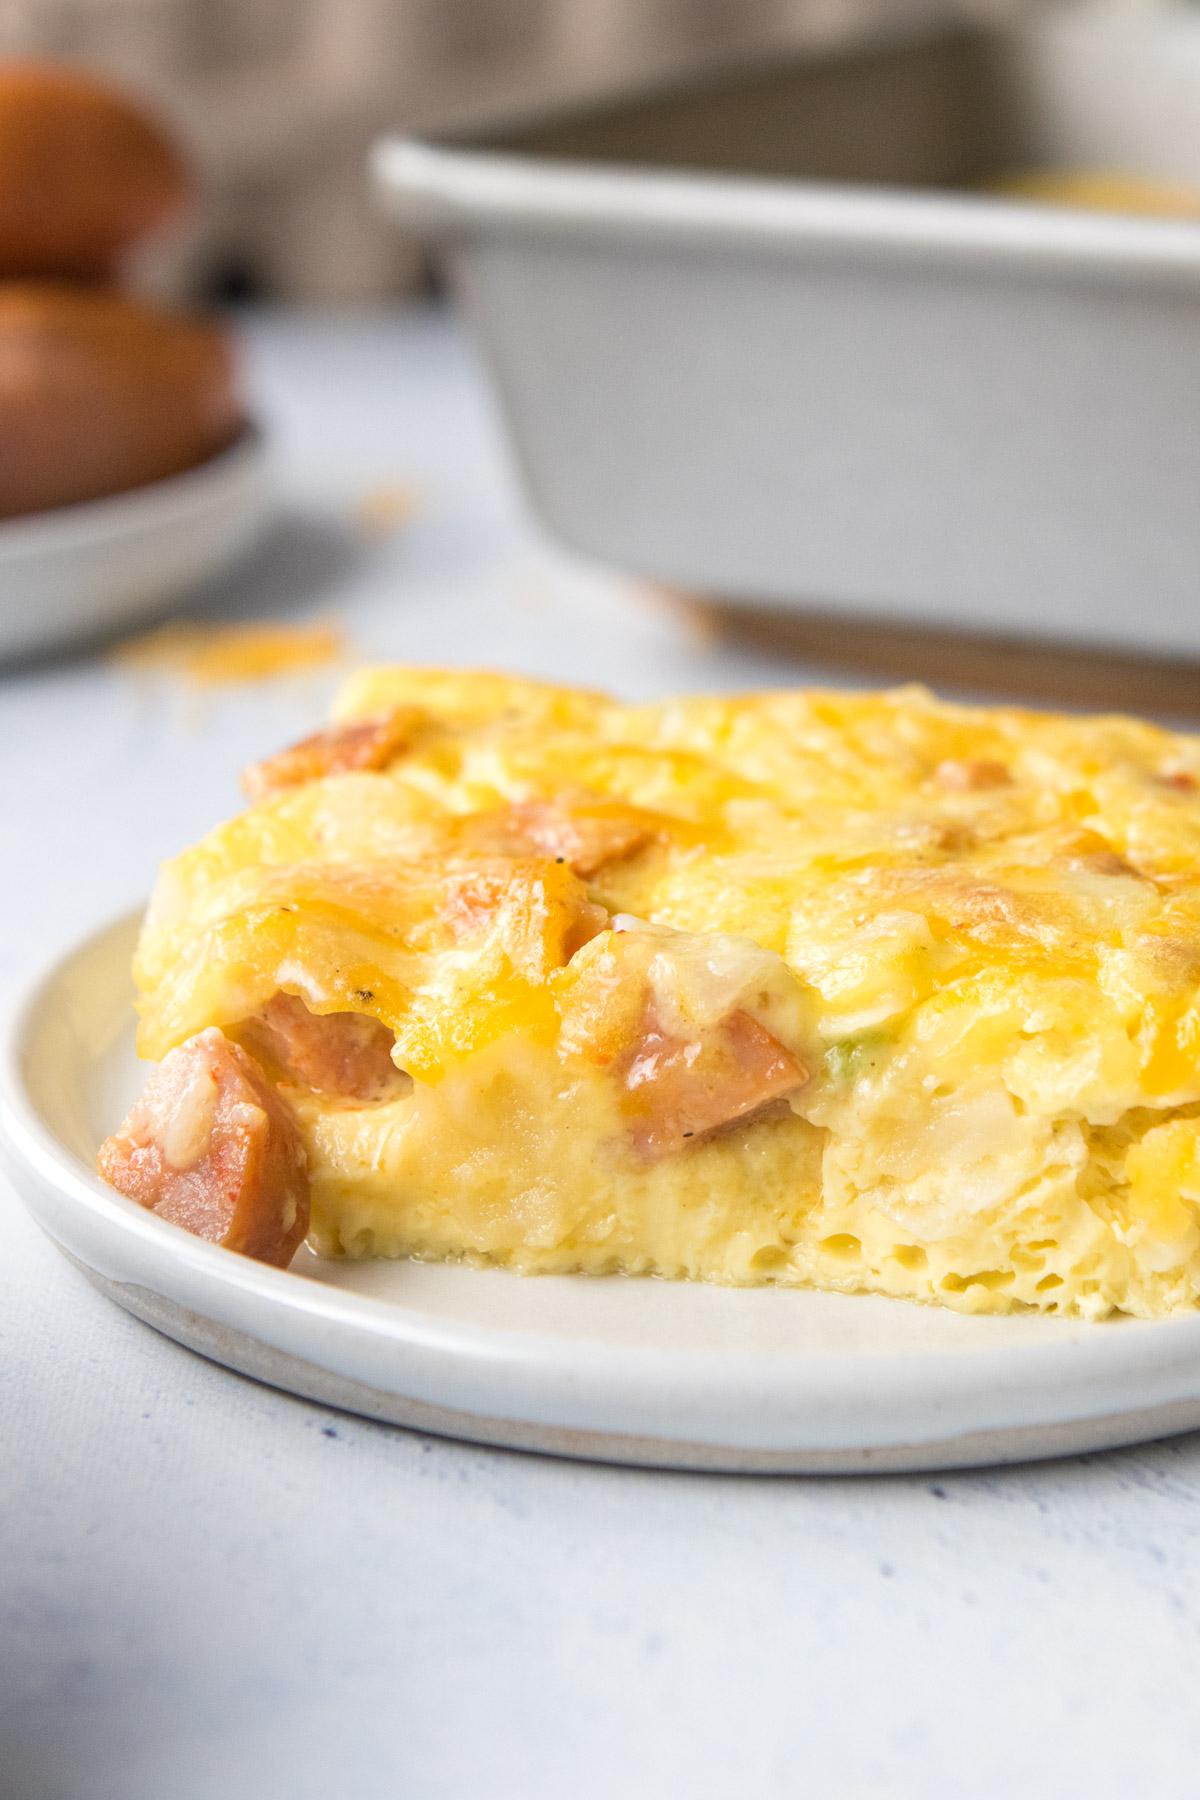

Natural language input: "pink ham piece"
[97,1027,309,1267]
[621,1007,807,1159]
[241,992,408,1102]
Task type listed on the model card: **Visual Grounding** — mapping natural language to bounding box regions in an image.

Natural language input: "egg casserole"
[109,669,1200,1319]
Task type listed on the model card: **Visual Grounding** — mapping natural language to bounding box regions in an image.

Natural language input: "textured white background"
[4,310,1200,1800]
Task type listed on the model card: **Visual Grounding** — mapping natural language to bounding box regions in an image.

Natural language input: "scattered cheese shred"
[115,621,345,686]
[353,483,422,537]
[990,169,1200,218]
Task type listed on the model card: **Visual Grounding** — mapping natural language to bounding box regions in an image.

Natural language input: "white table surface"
[4,307,1200,1800]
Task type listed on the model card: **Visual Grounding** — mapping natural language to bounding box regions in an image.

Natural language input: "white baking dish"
[374,13,1200,658]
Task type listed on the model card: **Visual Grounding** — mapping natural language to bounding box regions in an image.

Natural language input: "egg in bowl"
[100,669,1200,1320]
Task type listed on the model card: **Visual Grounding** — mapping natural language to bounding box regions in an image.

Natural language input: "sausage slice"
[932,758,1012,792]
[97,1028,309,1267]
[241,992,408,1102]
[241,708,423,802]
[621,1007,807,1160]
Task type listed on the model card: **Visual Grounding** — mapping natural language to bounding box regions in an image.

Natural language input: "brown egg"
[0,62,189,277]
[0,285,242,517]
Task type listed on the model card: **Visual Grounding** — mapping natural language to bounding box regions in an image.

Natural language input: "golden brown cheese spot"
[97,1027,308,1267]
[933,758,1013,792]
[936,823,977,854]
[1077,849,1141,879]
[240,992,408,1102]
[241,707,426,802]
[621,1006,808,1160]
[1053,828,1147,883]
[1132,929,1200,987]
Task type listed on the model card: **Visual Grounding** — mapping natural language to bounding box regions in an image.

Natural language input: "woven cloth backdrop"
[0,0,1038,298]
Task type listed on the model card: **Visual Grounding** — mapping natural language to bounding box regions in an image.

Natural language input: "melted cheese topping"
[134,669,1200,1317]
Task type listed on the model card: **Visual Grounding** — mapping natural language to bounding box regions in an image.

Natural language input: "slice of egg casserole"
[99,669,1200,1319]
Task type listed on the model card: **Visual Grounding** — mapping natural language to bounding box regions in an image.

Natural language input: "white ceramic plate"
[6,911,1200,1473]
[0,427,270,661]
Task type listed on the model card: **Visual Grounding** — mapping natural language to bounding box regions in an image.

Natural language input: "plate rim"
[8,907,1200,1472]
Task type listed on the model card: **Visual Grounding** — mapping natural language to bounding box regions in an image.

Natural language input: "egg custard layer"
[133,669,1200,1318]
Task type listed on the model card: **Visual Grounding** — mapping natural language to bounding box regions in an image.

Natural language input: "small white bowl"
[0,425,271,662]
